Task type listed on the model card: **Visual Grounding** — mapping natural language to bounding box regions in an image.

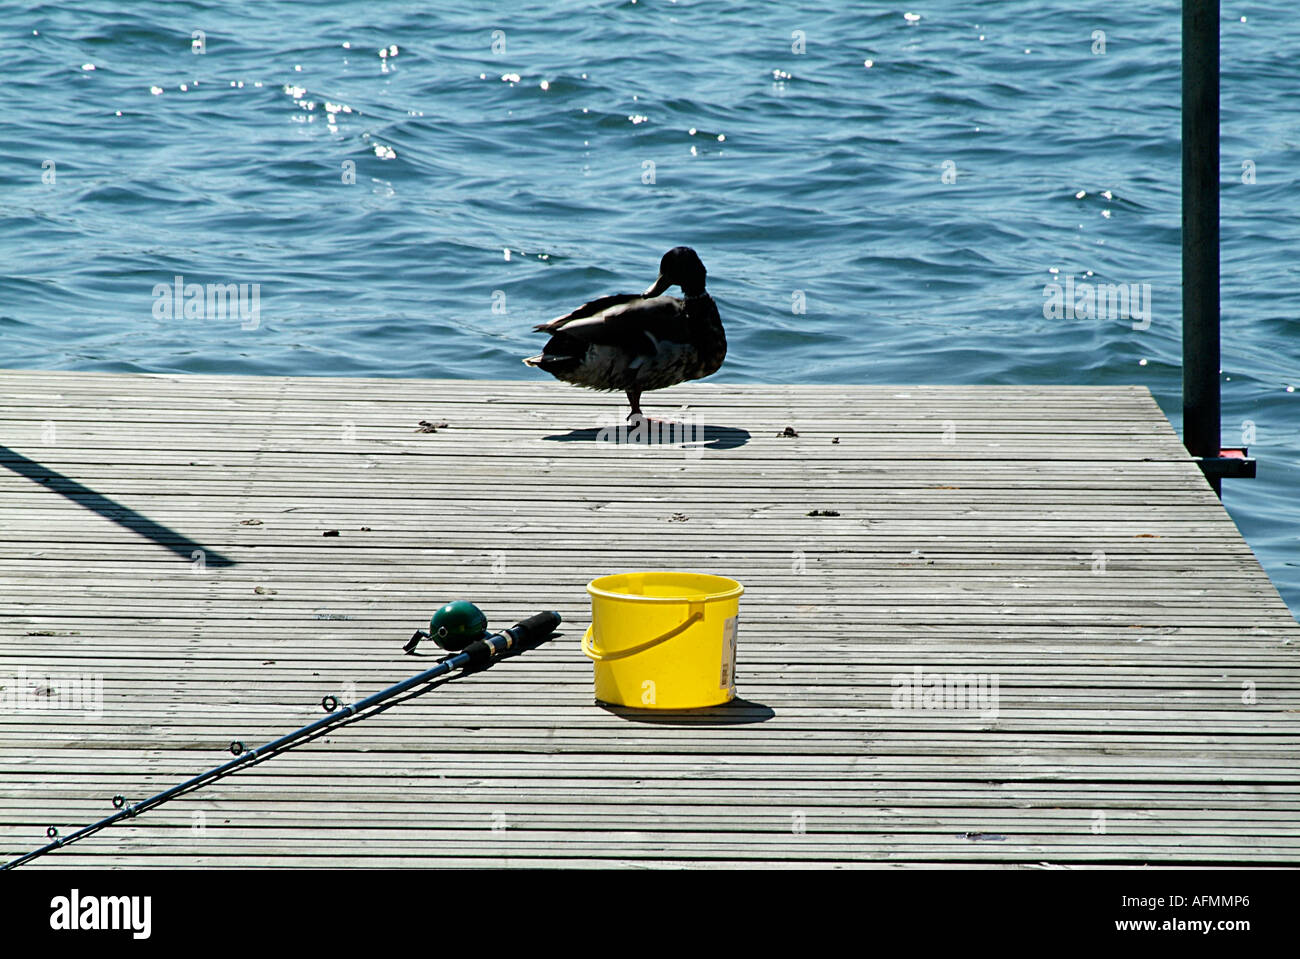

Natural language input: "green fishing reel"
[404,600,489,653]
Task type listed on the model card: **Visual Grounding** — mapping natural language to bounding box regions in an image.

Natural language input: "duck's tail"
[523,349,583,378]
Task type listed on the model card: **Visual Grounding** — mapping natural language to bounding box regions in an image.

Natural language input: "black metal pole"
[3,611,560,869]
[1183,0,1222,496]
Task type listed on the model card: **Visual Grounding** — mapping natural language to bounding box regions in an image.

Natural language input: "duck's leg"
[624,389,680,437]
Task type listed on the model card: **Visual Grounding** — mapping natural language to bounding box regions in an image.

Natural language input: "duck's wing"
[536,296,690,355]
[533,293,644,333]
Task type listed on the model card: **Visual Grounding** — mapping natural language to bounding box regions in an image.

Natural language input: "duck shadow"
[543,424,750,450]
[597,696,775,725]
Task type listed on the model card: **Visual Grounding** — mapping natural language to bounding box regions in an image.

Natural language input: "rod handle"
[461,611,561,669]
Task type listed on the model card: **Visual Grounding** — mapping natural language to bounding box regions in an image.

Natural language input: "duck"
[523,247,726,420]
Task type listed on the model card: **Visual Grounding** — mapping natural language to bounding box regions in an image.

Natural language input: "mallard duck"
[523,247,726,419]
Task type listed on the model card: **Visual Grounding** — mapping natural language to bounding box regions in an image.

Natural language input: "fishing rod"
[3,607,561,870]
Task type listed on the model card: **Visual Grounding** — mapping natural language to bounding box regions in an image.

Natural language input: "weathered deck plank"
[1,369,1298,868]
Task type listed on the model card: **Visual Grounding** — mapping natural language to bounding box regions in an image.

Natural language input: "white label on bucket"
[721,616,737,689]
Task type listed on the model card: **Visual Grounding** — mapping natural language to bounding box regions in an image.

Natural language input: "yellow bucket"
[582,572,744,709]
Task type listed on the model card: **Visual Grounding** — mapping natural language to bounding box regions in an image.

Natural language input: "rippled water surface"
[2,1,1297,614]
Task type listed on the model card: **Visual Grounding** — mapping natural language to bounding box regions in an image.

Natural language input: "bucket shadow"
[543,424,750,450]
[597,696,775,725]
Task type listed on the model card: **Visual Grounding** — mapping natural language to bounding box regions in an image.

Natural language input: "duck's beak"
[643,274,670,297]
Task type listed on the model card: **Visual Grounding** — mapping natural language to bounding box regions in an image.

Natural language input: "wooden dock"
[2,369,1298,868]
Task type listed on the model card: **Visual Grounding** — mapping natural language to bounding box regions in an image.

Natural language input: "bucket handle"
[581,603,705,662]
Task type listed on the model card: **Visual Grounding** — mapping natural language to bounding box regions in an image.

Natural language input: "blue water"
[2,1,1297,616]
